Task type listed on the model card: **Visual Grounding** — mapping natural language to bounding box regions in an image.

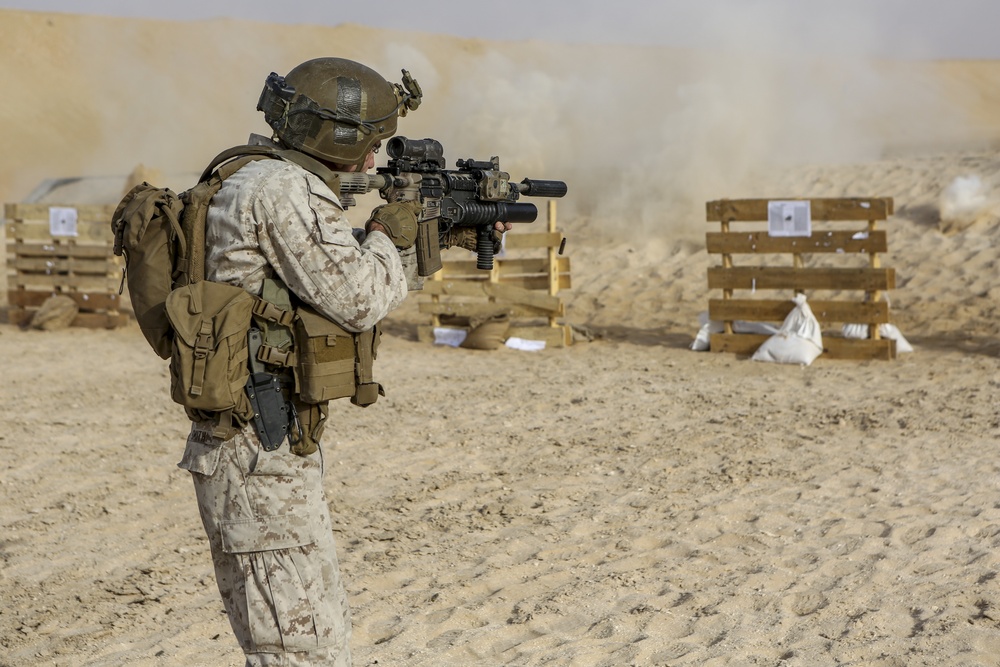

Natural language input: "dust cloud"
[1,8,994,242]
[939,174,1000,233]
[366,4,982,241]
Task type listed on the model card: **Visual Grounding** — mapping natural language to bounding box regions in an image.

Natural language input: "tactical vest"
[115,144,383,456]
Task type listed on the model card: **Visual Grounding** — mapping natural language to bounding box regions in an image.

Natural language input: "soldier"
[175,57,509,666]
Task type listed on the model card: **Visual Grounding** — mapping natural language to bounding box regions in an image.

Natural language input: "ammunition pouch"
[164,281,257,439]
[293,305,383,407]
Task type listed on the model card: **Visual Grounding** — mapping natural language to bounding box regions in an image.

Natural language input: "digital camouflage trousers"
[179,422,352,667]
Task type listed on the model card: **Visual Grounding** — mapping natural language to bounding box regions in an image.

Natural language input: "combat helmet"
[257,57,422,169]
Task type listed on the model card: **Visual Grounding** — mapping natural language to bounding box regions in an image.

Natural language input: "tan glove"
[365,200,422,249]
[444,227,503,253]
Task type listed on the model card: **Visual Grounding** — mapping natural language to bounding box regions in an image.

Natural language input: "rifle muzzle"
[518,179,568,198]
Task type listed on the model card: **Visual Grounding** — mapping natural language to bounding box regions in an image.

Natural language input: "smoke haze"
[2,8,999,241]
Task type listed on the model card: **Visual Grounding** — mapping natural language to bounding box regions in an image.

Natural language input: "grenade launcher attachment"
[332,136,567,276]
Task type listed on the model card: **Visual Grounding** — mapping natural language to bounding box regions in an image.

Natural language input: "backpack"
[111,145,384,441]
[112,154,268,433]
[111,143,353,360]
[112,149,278,358]
[111,184,184,360]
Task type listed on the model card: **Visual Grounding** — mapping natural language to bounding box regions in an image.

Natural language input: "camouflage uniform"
[178,155,408,666]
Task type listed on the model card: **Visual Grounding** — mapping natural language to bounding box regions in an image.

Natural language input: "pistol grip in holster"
[245,327,293,452]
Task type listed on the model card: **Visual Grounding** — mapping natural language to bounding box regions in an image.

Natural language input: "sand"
[2,8,1000,667]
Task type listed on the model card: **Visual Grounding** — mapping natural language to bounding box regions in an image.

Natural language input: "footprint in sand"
[426,629,464,649]
[788,591,828,616]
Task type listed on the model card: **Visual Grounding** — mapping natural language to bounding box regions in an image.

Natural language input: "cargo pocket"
[220,515,340,652]
[177,426,224,476]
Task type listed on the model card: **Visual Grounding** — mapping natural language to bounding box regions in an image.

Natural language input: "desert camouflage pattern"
[180,423,351,666]
[205,158,408,332]
[179,155,413,664]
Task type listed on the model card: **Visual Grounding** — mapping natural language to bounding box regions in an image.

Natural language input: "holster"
[245,328,295,452]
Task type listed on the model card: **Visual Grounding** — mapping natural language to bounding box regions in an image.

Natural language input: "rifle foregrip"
[416,218,442,276]
[476,226,495,271]
[519,178,568,198]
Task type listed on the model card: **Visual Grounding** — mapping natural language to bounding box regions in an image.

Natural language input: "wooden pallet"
[705,197,898,360]
[417,201,572,347]
[5,203,127,328]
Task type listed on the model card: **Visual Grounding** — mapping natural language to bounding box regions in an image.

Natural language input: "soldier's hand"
[445,222,511,253]
[365,200,423,249]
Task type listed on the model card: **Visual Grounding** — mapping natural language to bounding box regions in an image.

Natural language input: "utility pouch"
[165,281,256,424]
[289,399,328,457]
[293,305,382,406]
[351,326,383,408]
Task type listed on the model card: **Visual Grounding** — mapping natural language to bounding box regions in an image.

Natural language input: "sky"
[1,0,999,60]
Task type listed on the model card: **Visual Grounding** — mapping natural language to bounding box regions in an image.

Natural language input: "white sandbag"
[842,323,913,353]
[690,312,779,351]
[690,318,720,351]
[752,294,823,365]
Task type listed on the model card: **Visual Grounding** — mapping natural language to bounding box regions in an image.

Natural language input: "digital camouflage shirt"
[205,158,408,332]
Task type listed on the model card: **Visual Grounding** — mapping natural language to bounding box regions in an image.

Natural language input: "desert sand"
[2,8,1000,667]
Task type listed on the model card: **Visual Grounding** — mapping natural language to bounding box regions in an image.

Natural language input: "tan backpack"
[111,146,384,443]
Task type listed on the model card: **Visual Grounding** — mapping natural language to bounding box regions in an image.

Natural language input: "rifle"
[330,136,568,276]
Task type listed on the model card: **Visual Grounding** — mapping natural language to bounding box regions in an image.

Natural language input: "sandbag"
[842,322,914,353]
[30,295,79,331]
[461,312,511,350]
[752,294,823,365]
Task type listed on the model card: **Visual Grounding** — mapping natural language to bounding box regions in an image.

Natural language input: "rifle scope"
[386,136,445,167]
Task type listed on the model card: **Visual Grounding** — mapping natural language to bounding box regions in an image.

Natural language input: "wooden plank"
[483,282,563,312]
[706,230,888,255]
[13,256,117,275]
[423,279,567,310]
[6,203,117,220]
[8,289,123,311]
[708,332,770,355]
[6,308,128,329]
[422,281,489,299]
[11,242,116,259]
[419,301,560,319]
[706,198,893,222]
[823,337,896,360]
[707,266,895,291]
[441,256,571,277]
[8,273,117,291]
[8,221,114,244]
[503,232,563,250]
[708,333,896,360]
[708,298,891,324]
[498,274,571,292]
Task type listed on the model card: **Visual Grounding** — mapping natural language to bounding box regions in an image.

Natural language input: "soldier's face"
[344,141,380,173]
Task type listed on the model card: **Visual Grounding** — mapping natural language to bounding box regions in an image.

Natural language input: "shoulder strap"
[180,154,270,285]
[199,144,351,200]
[198,144,285,182]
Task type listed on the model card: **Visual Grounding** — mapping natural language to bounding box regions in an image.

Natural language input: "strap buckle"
[253,300,295,327]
